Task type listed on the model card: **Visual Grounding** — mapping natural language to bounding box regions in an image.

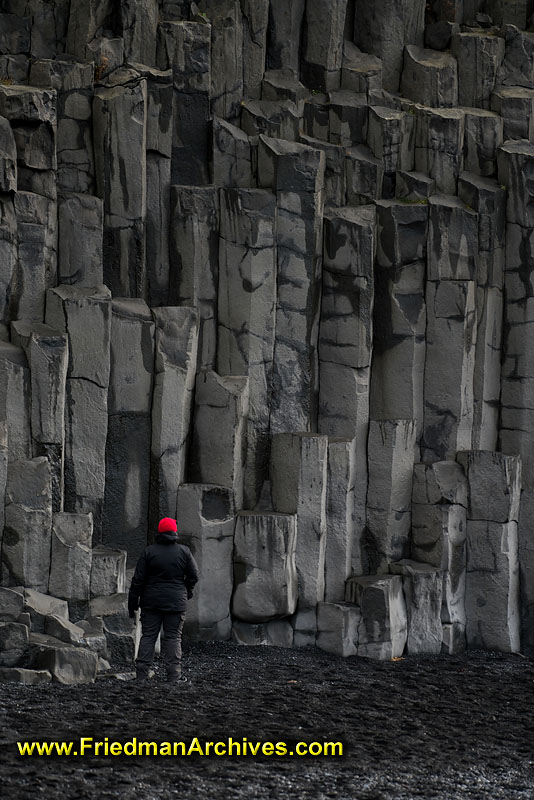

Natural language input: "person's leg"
[135,609,162,678]
[161,612,186,681]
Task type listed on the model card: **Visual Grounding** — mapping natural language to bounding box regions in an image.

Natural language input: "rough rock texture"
[1,0,534,672]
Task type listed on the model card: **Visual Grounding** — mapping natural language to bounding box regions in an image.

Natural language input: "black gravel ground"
[1,642,533,799]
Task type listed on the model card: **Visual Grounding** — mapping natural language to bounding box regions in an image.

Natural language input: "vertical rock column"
[457,451,521,652]
[270,433,328,610]
[169,186,219,370]
[93,71,148,297]
[217,188,277,508]
[301,0,348,92]
[324,439,356,601]
[132,65,173,309]
[258,136,325,433]
[353,0,425,92]
[0,343,31,463]
[498,141,534,654]
[11,321,68,512]
[157,20,211,185]
[2,457,52,593]
[103,299,154,560]
[30,58,95,195]
[240,0,268,99]
[150,307,198,525]
[458,172,506,451]
[45,285,111,535]
[176,484,235,640]
[371,200,428,442]
[411,461,468,652]
[0,192,17,338]
[422,195,478,462]
[198,0,243,121]
[366,420,417,574]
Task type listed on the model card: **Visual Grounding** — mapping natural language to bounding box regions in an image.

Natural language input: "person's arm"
[128,550,148,618]
[184,550,199,599]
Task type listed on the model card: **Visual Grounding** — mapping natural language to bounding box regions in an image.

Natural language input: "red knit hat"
[158,517,178,533]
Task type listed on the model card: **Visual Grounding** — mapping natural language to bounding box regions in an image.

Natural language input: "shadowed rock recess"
[0,0,534,684]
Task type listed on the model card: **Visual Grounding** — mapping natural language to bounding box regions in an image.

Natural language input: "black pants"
[136,609,186,678]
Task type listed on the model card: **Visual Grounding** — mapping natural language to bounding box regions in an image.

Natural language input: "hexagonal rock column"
[11,321,68,512]
[457,451,521,653]
[258,136,325,433]
[316,601,360,657]
[414,107,465,195]
[232,512,297,623]
[169,187,219,370]
[353,0,425,92]
[267,0,305,74]
[57,193,103,287]
[0,192,17,336]
[345,575,408,660]
[411,461,468,652]
[366,420,417,574]
[367,106,414,197]
[157,20,211,185]
[319,206,375,442]
[48,512,93,620]
[451,32,505,110]
[458,173,505,451]
[498,24,534,89]
[422,278,477,463]
[103,299,154,559]
[119,0,158,67]
[270,433,328,610]
[0,343,31,463]
[300,0,348,92]
[30,58,95,194]
[176,484,236,640]
[14,191,58,323]
[371,199,427,443]
[217,188,277,508]
[0,423,6,556]
[150,307,198,525]
[46,285,111,533]
[89,593,136,662]
[93,72,147,297]
[189,372,249,511]
[390,560,443,655]
[2,457,52,593]
[325,440,357,601]
[401,46,458,108]
[463,108,503,178]
[498,141,534,486]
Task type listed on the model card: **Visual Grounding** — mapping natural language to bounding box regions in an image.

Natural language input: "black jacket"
[128,532,199,614]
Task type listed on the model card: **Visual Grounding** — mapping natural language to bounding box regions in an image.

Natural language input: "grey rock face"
[415,107,465,195]
[23,588,68,633]
[0,621,29,667]
[90,546,127,597]
[301,0,348,92]
[48,512,92,607]
[267,0,305,74]
[324,440,356,602]
[57,193,103,287]
[463,108,503,178]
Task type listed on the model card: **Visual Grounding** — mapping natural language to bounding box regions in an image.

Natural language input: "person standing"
[128,517,199,683]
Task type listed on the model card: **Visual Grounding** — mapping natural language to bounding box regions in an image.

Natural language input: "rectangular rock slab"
[316,601,360,658]
[465,520,520,653]
[232,619,294,648]
[366,420,417,574]
[232,513,297,623]
[345,574,408,660]
[0,667,51,684]
[0,586,24,622]
[29,640,98,684]
[23,588,68,634]
[90,546,127,597]
[390,560,443,654]
[48,512,93,606]
[270,434,328,609]
[176,484,235,640]
[457,451,521,524]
